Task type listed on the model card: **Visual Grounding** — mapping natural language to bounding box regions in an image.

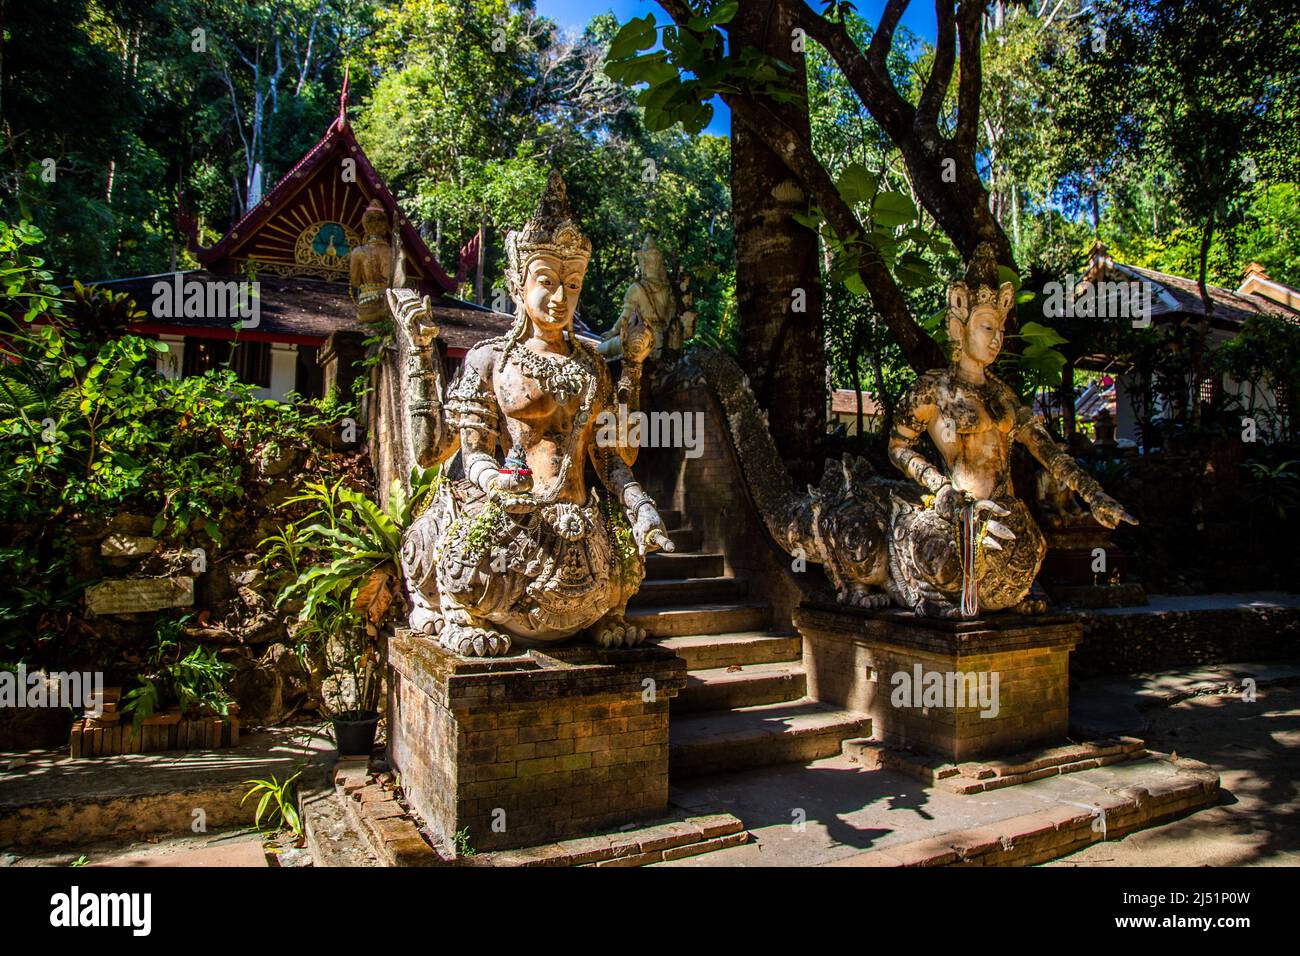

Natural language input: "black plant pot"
[330,710,380,756]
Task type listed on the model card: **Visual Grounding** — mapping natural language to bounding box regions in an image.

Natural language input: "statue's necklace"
[508,339,592,405]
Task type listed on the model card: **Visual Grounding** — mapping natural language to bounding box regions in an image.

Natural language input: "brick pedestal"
[794,603,1081,762]
[387,629,687,852]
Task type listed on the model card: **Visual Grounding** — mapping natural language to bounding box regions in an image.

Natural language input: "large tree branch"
[793,0,1010,264]
[867,0,911,76]
[916,0,956,129]
[797,3,915,139]
[654,0,943,370]
[954,0,984,153]
[730,95,944,370]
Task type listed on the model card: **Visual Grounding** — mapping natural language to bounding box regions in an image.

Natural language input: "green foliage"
[0,222,357,666]
[1,0,368,281]
[274,467,436,620]
[1243,460,1300,520]
[242,768,304,837]
[120,615,236,735]
[460,498,507,564]
[452,827,477,858]
[603,497,640,587]
[268,466,437,716]
[355,4,734,335]
[1213,314,1300,438]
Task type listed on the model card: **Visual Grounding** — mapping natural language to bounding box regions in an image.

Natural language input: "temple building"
[95,88,510,402]
[1074,243,1300,446]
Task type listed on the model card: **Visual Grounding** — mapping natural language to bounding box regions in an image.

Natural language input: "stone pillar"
[157,334,185,379]
[387,630,686,852]
[1115,373,1143,445]
[318,330,369,402]
[268,342,299,401]
[795,603,1082,762]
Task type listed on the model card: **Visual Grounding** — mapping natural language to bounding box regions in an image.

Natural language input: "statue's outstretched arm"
[446,348,503,495]
[389,289,457,467]
[1014,409,1138,529]
[592,446,673,555]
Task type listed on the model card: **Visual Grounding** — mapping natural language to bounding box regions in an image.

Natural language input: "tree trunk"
[728,0,826,486]
[1057,359,1076,442]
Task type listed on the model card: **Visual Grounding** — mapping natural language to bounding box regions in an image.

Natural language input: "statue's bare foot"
[1009,596,1050,615]
[839,587,891,609]
[589,613,646,649]
[409,600,440,636]
[440,622,512,658]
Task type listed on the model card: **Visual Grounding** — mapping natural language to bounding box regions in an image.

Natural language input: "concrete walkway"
[1049,680,1300,866]
[0,724,333,851]
[661,663,1300,867]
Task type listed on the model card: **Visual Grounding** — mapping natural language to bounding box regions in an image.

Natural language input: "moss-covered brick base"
[387,629,687,852]
[795,604,1082,762]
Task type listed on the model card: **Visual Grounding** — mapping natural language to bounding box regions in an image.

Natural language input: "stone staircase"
[628,510,871,779]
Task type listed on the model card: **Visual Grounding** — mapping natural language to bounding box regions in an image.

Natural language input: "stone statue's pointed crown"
[505,170,592,293]
[362,197,388,232]
[952,242,1009,310]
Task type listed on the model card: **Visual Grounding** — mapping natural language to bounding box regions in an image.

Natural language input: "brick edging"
[826,755,1220,867]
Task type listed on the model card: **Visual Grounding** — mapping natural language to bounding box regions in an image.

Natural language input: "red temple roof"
[184,82,455,297]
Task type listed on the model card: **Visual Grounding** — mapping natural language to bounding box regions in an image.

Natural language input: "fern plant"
[275,465,438,620]
[120,615,236,737]
[266,466,440,716]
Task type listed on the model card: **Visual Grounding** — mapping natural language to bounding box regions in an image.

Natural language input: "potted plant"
[294,595,382,755]
[267,469,437,756]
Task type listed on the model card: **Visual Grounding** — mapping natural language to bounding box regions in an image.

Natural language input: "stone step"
[660,527,702,552]
[628,576,748,609]
[657,509,683,530]
[629,602,772,638]
[653,631,801,671]
[644,552,724,580]
[475,813,749,867]
[669,698,872,778]
[675,662,808,713]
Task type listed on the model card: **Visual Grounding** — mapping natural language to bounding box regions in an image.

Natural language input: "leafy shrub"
[0,220,359,669]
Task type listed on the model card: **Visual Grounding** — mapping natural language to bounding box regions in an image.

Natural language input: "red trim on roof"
[195,108,455,294]
[130,321,326,348]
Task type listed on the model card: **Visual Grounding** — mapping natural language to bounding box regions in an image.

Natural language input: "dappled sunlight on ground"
[1049,685,1300,866]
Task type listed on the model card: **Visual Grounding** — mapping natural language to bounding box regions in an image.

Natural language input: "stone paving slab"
[1048,682,1300,866]
[6,829,274,868]
[471,812,747,867]
[87,833,269,868]
[655,751,1216,867]
[1082,592,1300,615]
[1070,661,1300,738]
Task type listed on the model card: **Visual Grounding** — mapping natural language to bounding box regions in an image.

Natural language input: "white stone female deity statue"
[392,172,674,657]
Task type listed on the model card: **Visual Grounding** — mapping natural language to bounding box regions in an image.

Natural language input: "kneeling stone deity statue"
[687,243,1136,620]
[883,243,1137,616]
[391,172,673,658]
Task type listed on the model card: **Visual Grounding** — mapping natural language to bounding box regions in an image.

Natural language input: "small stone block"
[660,831,749,861]
[685,814,744,839]
[594,849,664,867]
[85,576,194,616]
[100,534,158,557]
